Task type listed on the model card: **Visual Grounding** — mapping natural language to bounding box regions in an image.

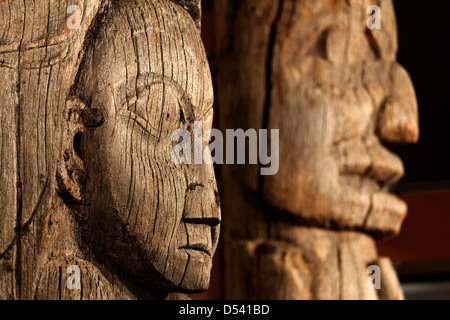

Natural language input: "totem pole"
[0,0,219,300]
[216,0,418,299]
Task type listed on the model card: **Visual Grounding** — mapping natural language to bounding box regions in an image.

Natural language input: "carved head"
[61,0,220,294]
[263,0,419,236]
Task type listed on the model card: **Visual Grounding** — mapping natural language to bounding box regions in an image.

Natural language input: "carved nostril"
[81,108,104,128]
[73,132,83,159]
[187,182,204,191]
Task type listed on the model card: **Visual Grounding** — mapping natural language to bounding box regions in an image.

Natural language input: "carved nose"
[377,63,419,144]
[183,182,221,224]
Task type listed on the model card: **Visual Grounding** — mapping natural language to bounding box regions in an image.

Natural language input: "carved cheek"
[109,107,187,254]
[331,87,374,144]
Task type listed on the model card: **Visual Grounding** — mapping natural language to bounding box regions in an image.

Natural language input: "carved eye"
[124,83,185,140]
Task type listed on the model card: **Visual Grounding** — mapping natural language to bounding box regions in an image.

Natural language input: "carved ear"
[58,97,105,204]
[169,0,202,29]
[57,97,87,205]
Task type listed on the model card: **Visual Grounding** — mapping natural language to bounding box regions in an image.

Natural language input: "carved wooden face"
[263,0,419,236]
[76,0,220,294]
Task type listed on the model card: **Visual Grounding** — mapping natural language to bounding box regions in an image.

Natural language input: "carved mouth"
[333,140,408,234]
[341,162,403,189]
[179,244,211,256]
[177,219,218,257]
[335,139,404,188]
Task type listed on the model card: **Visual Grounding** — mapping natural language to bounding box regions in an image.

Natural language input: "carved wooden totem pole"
[0,0,220,300]
[216,0,419,299]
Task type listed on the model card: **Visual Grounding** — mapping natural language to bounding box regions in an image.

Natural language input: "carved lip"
[340,161,403,187]
[337,147,404,187]
[179,244,212,256]
[178,219,217,257]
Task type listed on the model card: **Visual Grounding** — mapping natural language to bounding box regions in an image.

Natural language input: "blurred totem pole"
[216,0,418,299]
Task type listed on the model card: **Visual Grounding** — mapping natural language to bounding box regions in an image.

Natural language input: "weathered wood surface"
[0,0,219,300]
[216,0,418,300]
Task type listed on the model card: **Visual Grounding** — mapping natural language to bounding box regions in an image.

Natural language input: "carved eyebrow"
[119,72,196,122]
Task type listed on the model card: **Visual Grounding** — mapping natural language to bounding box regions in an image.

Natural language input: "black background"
[393,1,450,184]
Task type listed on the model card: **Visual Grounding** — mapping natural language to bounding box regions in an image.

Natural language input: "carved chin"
[135,241,214,294]
[173,249,213,293]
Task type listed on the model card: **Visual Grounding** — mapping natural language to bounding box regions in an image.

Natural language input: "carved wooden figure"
[0,0,220,300]
[216,0,419,299]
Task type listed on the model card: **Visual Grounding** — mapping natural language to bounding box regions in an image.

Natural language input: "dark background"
[393,1,450,185]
